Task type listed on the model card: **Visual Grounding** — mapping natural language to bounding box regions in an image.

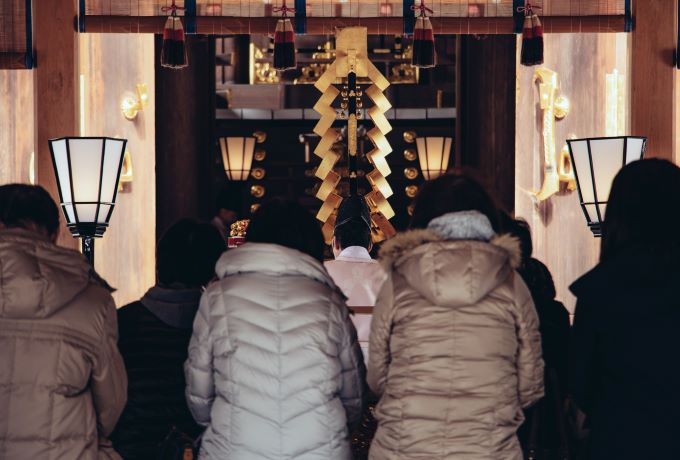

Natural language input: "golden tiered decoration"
[312,27,396,244]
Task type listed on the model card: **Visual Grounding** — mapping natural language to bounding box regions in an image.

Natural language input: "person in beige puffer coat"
[368,174,544,460]
[0,184,127,460]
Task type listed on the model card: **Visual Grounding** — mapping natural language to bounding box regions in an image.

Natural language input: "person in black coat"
[111,219,225,459]
[570,159,680,460]
[501,214,571,456]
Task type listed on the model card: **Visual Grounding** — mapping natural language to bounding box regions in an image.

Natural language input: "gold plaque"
[404,167,419,180]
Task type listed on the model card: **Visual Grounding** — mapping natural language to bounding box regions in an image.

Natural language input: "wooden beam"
[34,0,79,249]
[81,15,627,35]
[631,1,676,161]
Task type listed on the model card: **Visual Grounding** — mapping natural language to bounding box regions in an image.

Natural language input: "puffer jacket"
[185,242,366,460]
[367,212,544,460]
[0,228,127,459]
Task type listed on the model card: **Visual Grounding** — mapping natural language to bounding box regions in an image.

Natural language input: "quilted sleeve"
[91,294,127,437]
[514,276,545,408]
[335,295,367,431]
[367,274,394,397]
[185,291,215,426]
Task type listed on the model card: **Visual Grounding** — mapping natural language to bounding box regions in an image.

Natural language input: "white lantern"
[415,137,453,180]
[48,137,127,263]
[567,136,646,236]
[219,137,256,181]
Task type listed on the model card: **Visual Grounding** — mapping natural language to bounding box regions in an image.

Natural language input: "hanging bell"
[273,18,296,71]
[161,15,188,69]
[412,16,436,69]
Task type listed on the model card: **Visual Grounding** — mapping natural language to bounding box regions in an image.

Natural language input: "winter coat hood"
[141,285,202,329]
[379,211,521,308]
[0,228,112,320]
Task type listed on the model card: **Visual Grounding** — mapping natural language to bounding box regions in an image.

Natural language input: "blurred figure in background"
[570,159,680,460]
[0,184,126,459]
[368,174,544,460]
[112,219,225,459]
[501,214,570,459]
[325,195,387,359]
[211,183,241,240]
[185,198,366,460]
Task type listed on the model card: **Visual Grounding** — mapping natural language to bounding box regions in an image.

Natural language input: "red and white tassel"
[411,3,436,69]
[530,13,544,65]
[273,17,296,71]
[519,2,543,67]
[160,2,188,69]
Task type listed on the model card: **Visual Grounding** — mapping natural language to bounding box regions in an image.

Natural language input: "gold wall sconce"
[251,167,266,180]
[404,167,419,180]
[403,148,417,161]
[121,83,149,121]
[403,131,417,144]
[118,149,134,192]
[250,184,266,198]
[405,185,418,198]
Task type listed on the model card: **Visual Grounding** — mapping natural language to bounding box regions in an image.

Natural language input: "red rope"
[516,1,541,16]
[161,0,185,16]
[410,1,433,17]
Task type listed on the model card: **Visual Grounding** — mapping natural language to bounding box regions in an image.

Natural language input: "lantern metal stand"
[567,136,646,237]
[48,137,128,266]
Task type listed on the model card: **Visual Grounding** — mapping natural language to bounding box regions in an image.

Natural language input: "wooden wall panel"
[79,34,156,307]
[0,70,33,184]
[515,33,629,312]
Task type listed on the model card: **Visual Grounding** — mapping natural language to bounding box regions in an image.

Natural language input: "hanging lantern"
[411,1,436,69]
[273,2,297,71]
[161,1,188,69]
[48,137,127,265]
[219,137,256,181]
[415,137,452,180]
[567,136,646,237]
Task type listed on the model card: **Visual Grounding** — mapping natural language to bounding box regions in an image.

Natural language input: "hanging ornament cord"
[411,0,436,68]
[273,1,297,71]
[518,2,543,66]
[161,1,189,69]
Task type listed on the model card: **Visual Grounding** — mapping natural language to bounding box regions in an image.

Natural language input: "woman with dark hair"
[368,173,544,460]
[570,159,680,460]
[185,198,366,460]
[112,219,226,459]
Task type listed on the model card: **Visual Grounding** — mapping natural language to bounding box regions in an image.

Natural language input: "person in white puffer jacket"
[185,198,366,460]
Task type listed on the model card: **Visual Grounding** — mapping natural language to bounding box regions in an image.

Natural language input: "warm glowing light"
[79,74,86,135]
[605,70,626,136]
[219,137,256,181]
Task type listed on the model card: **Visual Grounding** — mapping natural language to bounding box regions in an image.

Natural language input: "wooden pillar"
[33,0,79,248]
[631,1,676,161]
[155,36,217,240]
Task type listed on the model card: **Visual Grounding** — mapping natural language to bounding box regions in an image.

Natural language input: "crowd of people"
[0,158,678,460]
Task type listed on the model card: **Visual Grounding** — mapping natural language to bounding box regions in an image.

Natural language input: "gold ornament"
[404,167,419,180]
[403,148,417,161]
[312,27,396,244]
[253,131,267,144]
[250,184,265,198]
[405,185,418,198]
[251,167,266,180]
[403,131,417,144]
[250,203,261,214]
[254,149,266,161]
[229,219,250,238]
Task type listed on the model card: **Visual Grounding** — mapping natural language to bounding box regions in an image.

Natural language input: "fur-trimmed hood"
[378,220,522,307]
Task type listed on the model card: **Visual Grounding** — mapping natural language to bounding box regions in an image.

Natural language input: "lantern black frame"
[567,135,647,237]
[48,136,127,265]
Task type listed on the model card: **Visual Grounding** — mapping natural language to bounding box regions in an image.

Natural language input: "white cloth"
[325,247,387,361]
